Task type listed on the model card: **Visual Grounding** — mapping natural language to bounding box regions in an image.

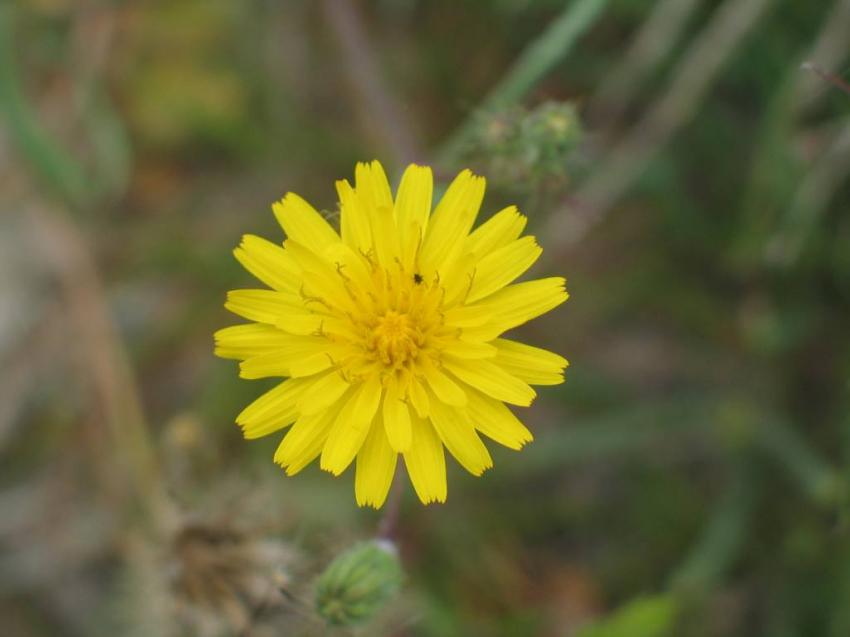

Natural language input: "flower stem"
[377,467,406,540]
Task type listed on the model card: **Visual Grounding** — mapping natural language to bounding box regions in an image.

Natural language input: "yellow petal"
[382,380,412,452]
[233,234,300,292]
[419,170,485,275]
[465,389,533,450]
[443,356,536,406]
[466,205,527,257]
[419,356,467,407]
[466,236,542,303]
[272,192,339,248]
[461,277,569,340]
[407,375,430,418]
[355,160,394,216]
[214,323,295,360]
[403,414,447,504]
[238,338,331,379]
[283,240,353,312]
[337,179,372,253]
[355,415,397,508]
[370,202,400,268]
[273,312,326,336]
[494,338,568,386]
[427,397,492,476]
[297,371,351,416]
[439,251,477,306]
[322,242,373,292]
[439,338,498,360]
[443,303,493,328]
[274,399,345,475]
[225,289,298,324]
[236,378,310,439]
[320,377,383,475]
[287,351,335,378]
[394,164,433,260]
[354,161,397,267]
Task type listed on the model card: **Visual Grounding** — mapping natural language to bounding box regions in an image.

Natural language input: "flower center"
[371,310,420,367]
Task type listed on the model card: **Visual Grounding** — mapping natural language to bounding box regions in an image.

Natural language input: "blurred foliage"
[1,0,849,636]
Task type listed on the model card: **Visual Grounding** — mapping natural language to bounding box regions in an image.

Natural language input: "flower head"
[215,161,568,508]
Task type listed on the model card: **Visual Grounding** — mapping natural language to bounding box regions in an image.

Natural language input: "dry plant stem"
[587,0,703,129]
[321,0,421,166]
[437,0,610,165]
[544,0,773,257]
[26,205,169,532]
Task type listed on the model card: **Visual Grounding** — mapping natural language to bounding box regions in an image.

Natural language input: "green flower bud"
[466,100,582,194]
[315,540,403,626]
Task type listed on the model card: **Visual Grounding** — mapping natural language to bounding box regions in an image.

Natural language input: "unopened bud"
[315,540,403,626]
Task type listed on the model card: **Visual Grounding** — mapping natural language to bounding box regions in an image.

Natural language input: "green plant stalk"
[0,5,91,208]
[436,0,610,164]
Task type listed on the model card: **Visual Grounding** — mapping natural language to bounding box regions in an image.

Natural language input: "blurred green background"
[1,0,849,635]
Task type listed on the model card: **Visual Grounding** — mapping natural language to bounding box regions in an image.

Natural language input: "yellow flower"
[215,161,568,508]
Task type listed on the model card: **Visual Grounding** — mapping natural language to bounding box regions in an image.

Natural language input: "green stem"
[436,0,610,164]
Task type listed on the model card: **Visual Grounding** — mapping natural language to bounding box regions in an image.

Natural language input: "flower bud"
[315,540,403,626]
